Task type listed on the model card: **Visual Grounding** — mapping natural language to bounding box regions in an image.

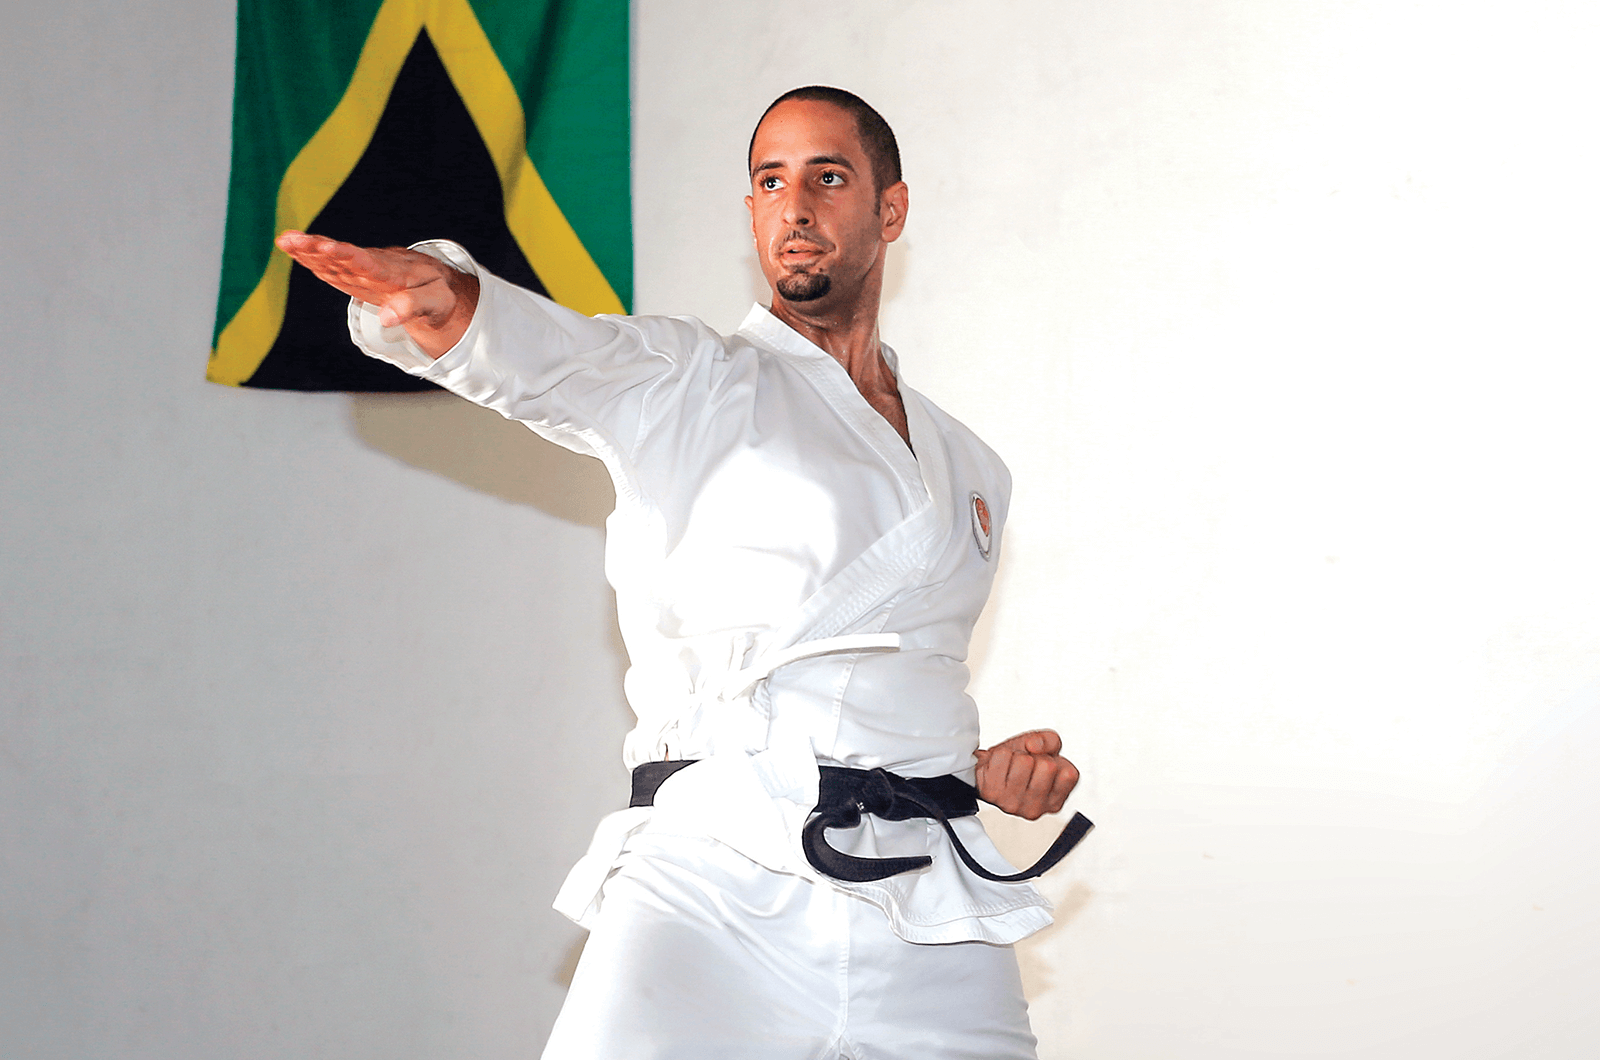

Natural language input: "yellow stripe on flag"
[427,0,626,318]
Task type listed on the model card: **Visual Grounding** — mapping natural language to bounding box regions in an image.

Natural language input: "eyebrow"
[751,154,858,176]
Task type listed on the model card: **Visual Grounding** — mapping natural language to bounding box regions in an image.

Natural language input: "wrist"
[404,264,479,359]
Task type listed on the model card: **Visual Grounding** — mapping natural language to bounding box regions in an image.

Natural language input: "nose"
[781,184,814,227]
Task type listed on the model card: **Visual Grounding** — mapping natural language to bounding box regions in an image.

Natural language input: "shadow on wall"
[348,390,617,527]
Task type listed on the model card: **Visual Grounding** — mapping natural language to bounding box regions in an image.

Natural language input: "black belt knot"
[821,766,941,826]
[630,760,1093,885]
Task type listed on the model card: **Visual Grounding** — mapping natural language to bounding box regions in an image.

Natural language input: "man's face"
[746,99,906,312]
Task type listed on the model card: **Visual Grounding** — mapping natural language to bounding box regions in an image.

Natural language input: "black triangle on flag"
[245,29,548,392]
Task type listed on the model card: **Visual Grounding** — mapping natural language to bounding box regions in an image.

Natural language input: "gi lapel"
[901,385,954,539]
[733,309,947,647]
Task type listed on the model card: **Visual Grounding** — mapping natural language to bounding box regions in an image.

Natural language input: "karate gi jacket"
[350,242,1052,944]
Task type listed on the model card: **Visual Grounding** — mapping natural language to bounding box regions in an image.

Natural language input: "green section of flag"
[474,2,630,310]
[212,0,631,351]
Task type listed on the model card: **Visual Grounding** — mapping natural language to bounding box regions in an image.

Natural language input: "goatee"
[776,271,832,303]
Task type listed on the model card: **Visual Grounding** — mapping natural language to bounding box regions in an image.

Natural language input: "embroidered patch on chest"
[970,493,993,560]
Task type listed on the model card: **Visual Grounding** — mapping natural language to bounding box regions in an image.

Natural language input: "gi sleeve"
[347,240,681,464]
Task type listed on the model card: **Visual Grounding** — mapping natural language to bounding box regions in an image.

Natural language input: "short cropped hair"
[748,86,903,199]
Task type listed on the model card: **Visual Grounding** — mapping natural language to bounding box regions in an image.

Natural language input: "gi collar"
[736,303,902,381]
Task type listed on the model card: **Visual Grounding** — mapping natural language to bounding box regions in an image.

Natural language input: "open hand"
[275,230,478,358]
[974,729,1079,820]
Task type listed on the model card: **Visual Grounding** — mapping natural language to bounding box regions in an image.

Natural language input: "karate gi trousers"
[542,833,1038,1060]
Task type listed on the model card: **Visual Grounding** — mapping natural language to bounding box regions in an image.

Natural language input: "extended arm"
[276,230,480,359]
[974,729,1080,820]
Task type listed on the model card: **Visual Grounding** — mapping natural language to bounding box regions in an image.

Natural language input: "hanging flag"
[208,0,630,391]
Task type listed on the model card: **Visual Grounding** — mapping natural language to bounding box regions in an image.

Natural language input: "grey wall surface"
[2,4,629,1057]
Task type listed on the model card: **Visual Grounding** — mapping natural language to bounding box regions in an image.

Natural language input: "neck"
[767,262,911,449]
[767,262,888,385]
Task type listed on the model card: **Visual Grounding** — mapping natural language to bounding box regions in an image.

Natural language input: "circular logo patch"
[970,493,992,560]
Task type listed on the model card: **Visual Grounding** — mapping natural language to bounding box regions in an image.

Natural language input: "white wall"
[5,1,1598,1058]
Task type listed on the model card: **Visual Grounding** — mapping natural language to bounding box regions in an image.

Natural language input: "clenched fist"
[974,729,1079,820]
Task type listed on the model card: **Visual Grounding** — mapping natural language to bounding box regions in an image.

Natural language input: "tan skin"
[274,98,1079,821]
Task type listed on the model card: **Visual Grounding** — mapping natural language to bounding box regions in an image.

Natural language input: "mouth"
[776,232,832,265]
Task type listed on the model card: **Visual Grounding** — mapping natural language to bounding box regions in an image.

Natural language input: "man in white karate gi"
[279,86,1087,1060]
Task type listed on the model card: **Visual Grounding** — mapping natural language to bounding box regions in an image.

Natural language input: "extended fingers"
[276,230,360,272]
[276,231,409,296]
[277,232,379,296]
[274,229,314,253]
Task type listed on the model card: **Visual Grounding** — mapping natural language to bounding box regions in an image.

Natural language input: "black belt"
[630,759,1094,884]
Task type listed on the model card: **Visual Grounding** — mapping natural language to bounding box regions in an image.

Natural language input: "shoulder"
[911,391,1012,482]
[599,312,746,365]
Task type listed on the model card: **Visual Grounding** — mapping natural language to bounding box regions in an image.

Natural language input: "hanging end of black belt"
[944,810,1095,883]
[801,814,935,882]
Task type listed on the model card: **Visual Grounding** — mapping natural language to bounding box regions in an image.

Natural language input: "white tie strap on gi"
[716,632,902,703]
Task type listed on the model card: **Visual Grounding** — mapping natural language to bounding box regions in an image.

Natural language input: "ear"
[879,181,909,243]
[744,192,755,234]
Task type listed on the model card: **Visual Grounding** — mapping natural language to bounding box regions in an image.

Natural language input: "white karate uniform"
[350,242,1051,1058]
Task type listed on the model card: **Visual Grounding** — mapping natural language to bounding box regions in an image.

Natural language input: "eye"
[819,171,843,186]
[761,175,782,191]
